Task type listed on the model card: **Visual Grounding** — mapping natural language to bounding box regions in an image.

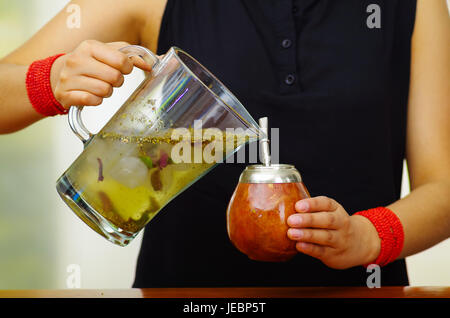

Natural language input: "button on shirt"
[284,73,296,85]
[281,38,292,48]
[243,0,301,93]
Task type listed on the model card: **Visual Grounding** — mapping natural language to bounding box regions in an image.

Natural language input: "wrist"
[352,215,381,265]
[354,207,405,267]
[26,53,67,117]
[50,54,65,100]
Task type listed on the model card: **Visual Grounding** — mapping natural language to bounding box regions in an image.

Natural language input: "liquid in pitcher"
[63,129,248,235]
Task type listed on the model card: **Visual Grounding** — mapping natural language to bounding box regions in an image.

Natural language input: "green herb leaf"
[140,156,153,169]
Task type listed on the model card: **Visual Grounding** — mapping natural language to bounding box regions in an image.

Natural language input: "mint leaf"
[140,156,153,169]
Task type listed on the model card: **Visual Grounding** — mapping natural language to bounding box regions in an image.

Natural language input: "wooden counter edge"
[0,287,449,298]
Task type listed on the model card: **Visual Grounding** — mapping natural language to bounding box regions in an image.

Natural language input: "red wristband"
[354,207,404,267]
[26,54,67,116]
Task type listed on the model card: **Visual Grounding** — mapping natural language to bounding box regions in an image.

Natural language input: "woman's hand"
[50,40,153,110]
[287,196,381,269]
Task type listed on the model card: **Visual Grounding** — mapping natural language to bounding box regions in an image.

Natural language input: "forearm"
[387,180,450,259]
[393,0,450,259]
[0,63,44,134]
[0,0,149,134]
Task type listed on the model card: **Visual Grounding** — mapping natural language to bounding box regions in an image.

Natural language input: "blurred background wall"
[0,0,143,289]
[0,0,449,289]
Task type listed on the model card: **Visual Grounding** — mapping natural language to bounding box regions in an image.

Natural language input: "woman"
[0,0,449,287]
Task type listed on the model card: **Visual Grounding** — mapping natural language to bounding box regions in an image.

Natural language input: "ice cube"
[110,138,139,157]
[139,143,160,162]
[109,156,148,189]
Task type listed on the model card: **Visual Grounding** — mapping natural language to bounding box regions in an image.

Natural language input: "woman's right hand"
[50,40,152,110]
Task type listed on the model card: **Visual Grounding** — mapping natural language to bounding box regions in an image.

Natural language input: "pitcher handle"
[68,45,160,145]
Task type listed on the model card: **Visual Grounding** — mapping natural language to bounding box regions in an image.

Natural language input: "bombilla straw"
[259,117,271,166]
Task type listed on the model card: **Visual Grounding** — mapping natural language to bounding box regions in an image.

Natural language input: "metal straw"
[259,117,271,166]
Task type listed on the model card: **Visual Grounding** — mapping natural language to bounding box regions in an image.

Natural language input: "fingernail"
[291,229,304,239]
[297,201,309,212]
[288,215,303,226]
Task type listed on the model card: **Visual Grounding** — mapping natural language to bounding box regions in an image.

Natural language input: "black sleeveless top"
[133,0,416,287]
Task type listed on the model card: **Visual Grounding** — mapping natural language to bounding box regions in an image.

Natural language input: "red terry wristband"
[354,207,404,267]
[26,54,67,116]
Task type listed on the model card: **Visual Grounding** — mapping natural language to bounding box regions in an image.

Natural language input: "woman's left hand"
[287,196,381,269]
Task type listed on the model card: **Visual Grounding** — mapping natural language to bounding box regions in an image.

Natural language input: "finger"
[287,212,340,229]
[295,196,338,213]
[288,228,337,247]
[129,55,153,72]
[107,42,153,72]
[295,242,330,260]
[90,42,134,74]
[68,58,125,87]
[60,90,103,107]
[106,41,133,50]
[64,76,113,98]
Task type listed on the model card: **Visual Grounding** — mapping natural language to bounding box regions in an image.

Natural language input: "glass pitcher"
[56,46,262,246]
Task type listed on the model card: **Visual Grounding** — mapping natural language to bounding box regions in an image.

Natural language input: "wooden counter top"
[0,286,449,298]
